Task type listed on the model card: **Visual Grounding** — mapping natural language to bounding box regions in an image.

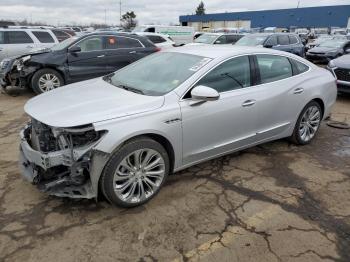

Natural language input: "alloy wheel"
[113,149,166,204]
[38,73,61,92]
[298,105,321,143]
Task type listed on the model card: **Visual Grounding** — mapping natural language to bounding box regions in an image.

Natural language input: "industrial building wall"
[189,20,251,31]
[180,5,350,29]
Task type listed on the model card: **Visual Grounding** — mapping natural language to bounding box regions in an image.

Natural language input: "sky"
[0,0,349,26]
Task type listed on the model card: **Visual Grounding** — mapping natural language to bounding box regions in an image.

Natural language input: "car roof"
[166,45,296,59]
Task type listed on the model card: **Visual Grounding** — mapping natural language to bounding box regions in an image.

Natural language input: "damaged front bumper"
[19,124,109,199]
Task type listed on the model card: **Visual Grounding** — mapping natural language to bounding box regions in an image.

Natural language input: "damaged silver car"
[20,46,337,207]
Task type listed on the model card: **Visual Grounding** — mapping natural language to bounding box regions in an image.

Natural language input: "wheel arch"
[311,98,325,118]
[29,66,66,88]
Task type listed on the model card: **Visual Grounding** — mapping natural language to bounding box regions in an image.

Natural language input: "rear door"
[2,31,35,59]
[252,54,308,141]
[104,35,148,73]
[67,35,107,82]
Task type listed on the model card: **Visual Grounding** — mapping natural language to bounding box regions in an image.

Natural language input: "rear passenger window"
[289,35,299,44]
[195,56,251,93]
[278,35,290,45]
[6,31,33,44]
[292,59,309,75]
[256,54,293,84]
[106,36,142,49]
[32,31,55,43]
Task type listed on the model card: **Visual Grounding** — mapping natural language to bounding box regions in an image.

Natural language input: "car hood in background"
[308,46,339,54]
[332,54,350,69]
[24,78,165,127]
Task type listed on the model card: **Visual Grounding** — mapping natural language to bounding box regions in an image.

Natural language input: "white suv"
[0,28,59,61]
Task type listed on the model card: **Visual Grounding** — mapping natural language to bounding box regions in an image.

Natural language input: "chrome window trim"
[69,34,145,53]
[179,52,311,101]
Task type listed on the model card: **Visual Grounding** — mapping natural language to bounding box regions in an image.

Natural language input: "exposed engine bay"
[19,118,107,199]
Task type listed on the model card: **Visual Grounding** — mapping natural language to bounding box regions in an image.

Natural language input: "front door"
[180,55,260,166]
[67,35,107,82]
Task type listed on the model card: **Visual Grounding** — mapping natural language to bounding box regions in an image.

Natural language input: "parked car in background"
[0,32,158,94]
[193,32,204,40]
[18,46,337,207]
[306,39,350,63]
[133,25,194,45]
[328,54,350,93]
[193,33,244,45]
[136,32,175,50]
[0,28,59,61]
[51,28,76,42]
[235,33,305,57]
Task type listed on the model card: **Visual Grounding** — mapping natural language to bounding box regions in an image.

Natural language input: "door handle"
[129,51,137,54]
[26,45,33,49]
[242,100,256,107]
[97,55,105,58]
[293,87,304,94]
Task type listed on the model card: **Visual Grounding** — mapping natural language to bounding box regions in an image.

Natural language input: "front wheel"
[101,137,170,207]
[31,68,64,94]
[290,101,322,145]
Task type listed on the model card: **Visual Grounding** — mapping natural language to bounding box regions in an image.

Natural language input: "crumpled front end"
[19,118,109,199]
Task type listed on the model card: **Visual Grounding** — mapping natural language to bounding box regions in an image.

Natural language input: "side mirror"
[69,46,81,53]
[214,40,221,44]
[191,85,220,101]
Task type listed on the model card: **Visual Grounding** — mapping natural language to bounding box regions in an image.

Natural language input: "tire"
[31,68,64,94]
[101,137,170,208]
[290,101,323,145]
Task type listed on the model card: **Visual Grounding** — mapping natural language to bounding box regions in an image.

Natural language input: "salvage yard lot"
[0,90,349,262]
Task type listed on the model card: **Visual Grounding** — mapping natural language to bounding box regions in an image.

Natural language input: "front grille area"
[0,60,10,71]
[334,68,350,82]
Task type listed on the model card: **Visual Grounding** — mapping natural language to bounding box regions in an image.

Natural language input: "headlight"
[328,60,336,68]
[21,55,31,63]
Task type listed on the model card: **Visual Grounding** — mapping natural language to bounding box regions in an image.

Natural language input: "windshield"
[107,52,212,96]
[235,35,267,46]
[319,40,346,48]
[194,34,219,44]
[51,37,78,51]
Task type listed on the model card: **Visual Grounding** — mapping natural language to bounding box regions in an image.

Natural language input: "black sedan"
[306,39,350,63]
[0,32,158,94]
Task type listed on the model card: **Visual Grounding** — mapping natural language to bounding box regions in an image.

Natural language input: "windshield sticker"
[189,58,212,72]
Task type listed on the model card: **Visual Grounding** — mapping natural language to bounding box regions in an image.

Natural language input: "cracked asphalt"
[0,89,349,262]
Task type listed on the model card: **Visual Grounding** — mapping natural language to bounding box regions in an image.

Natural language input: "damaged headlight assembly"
[13,55,31,71]
[20,119,108,198]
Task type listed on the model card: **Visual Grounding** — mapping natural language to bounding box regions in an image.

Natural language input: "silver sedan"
[20,46,337,207]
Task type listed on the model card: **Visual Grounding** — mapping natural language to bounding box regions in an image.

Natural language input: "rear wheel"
[31,68,64,94]
[101,137,170,207]
[290,101,322,145]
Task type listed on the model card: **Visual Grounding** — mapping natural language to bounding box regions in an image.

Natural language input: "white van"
[133,25,194,45]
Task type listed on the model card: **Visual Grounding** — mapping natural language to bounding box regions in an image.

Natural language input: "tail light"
[155,47,161,52]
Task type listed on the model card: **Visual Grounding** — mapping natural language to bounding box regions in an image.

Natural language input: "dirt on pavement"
[0,89,349,262]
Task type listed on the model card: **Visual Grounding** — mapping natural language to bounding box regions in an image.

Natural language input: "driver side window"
[76,36,104,52]
[195,56,251,93]
[265,35,278,46]
[215,36,227,44]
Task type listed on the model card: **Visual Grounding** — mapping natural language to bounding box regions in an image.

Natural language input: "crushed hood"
[24,78,165,128]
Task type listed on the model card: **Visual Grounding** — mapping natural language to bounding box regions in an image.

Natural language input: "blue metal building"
[179,5,350,29]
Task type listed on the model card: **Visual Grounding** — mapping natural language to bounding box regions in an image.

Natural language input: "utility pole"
[297,0,301,8]
[119,0,122,26]
[104,9,107,25]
